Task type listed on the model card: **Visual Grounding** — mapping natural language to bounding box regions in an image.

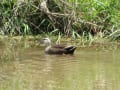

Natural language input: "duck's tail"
[64,46,76,54]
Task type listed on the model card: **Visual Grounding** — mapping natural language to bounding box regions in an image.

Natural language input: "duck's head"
[40,38,51,46]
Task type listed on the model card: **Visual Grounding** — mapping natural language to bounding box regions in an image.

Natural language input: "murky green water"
[0,44,120,90]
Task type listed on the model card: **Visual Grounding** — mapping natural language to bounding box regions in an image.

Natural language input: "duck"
[40,38,76,55]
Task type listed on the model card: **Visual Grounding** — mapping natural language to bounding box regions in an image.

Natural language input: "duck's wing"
[46,47,65,54]
[52,45,65,49]
[64,45,77,54]
[45,45,76,55]
[64,45,75,50]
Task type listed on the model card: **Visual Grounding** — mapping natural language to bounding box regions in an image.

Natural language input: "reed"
[0,0,119,40]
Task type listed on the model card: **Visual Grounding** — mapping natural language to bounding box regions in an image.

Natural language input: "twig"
[59,0,72,8]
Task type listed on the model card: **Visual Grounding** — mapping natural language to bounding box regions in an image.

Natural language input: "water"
[0,44,120,90]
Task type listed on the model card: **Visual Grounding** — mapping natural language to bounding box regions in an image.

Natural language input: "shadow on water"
[0,44,120,90]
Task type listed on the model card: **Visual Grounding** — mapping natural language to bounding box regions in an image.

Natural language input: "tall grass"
[0,0,119,40]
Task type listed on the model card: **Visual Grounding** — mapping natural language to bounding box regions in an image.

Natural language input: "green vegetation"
[0,0,119,40]
[0,1,120,90]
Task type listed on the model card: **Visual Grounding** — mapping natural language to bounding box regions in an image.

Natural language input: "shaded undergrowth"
[0,0,119,40]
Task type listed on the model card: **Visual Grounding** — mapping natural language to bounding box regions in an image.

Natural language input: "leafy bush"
[0,0,119,40]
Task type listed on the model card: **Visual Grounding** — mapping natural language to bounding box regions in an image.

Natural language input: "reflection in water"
[0,47,120,90]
